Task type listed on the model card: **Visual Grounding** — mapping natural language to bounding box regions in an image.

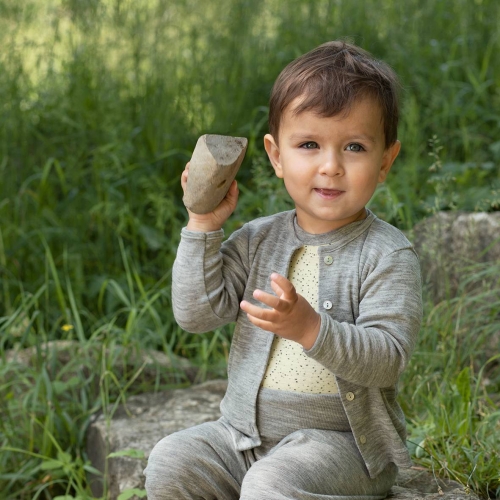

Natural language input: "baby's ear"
[379,140,401,182]
[264,134,283,178]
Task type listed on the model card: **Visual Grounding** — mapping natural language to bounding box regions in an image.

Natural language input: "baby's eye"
[346,143,364,152]
[300,141,318,149]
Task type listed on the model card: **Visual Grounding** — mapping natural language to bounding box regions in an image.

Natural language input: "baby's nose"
[319,152,344,176]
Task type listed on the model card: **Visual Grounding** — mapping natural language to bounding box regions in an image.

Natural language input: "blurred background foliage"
[1,0,500,320]
[0,0,499,498]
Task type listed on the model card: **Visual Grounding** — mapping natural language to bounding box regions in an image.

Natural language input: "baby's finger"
[223,180,239,208]
[240,300,277,321]
[270,273,296,298]
[253,289,287,312]
[270,279,285,298]
[245,313,275,333]
[181,163,190,191]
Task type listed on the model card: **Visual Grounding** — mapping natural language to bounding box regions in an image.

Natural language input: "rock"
[183,134,248,214]
[4,340,197,386]
[86,379,227,498]
[87,380,477,500]
[390,467,473,499]
[413,212,500,300]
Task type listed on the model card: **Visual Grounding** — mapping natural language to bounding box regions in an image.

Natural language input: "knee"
[240,459,285,499]
[144,434,191,498]
[145,433,182,473]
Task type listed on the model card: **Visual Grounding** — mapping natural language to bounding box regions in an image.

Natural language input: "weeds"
[403,262,500,498]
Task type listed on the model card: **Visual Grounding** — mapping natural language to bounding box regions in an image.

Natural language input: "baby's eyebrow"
[348,134,377,144]
[287,133,316,140]
[287,133,378,144]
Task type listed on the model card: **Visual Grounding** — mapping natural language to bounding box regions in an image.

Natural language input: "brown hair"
[268,41,400,148]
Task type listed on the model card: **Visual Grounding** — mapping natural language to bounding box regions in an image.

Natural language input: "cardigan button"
[346,392,355,401]
[323,300,333,310]
[359,435,367,444]
[324,255,333,265]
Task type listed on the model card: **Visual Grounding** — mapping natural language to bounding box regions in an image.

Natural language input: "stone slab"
[86,379,227,498]
[413,211,500,300]
[4,340,197,386]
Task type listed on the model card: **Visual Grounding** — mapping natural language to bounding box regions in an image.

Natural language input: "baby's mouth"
[314,188,344,198]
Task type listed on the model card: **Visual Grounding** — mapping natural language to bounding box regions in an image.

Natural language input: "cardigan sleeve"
[172,225,250,333]
[305,247,422,388]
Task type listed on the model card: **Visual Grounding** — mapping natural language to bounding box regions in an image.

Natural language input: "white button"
[323,300,332,310]
[324,255,333,265]
[346,392,355,401]
[359,435,367,444]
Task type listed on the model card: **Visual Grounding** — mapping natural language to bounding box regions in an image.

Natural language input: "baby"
[144,40,423,500]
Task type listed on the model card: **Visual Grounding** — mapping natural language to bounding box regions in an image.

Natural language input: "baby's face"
[264,96,400,234]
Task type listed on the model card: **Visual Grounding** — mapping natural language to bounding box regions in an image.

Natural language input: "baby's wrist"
[186,219,223,233]
[300,313,321,350]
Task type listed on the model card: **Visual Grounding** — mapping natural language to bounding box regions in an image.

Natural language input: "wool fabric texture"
[171,210,422,478]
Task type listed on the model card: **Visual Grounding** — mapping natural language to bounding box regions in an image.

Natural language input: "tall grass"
[401,263,500,498]
[1,0,499,497]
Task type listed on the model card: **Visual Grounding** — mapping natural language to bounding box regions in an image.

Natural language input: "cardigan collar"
[289,209,377,248]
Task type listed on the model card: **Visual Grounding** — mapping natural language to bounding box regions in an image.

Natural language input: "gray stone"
[413,212,500,300]
[86,380,477,500]
[390,467,474,499]
[4,340,197,387]
[86,379,227,498]
[183,134,247,214]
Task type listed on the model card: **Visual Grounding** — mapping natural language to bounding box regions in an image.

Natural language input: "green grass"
[402,264,500,497]
[1,0,499,497]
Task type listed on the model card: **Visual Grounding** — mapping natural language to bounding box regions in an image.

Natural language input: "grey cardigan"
[172,210,422,478]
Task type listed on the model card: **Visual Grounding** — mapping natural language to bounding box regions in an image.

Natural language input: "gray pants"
[144,389,398,499]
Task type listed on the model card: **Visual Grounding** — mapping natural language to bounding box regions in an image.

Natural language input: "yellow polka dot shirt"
[262,245,339,394]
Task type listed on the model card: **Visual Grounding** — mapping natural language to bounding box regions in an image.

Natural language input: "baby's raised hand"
[240,273,321,350]
[181,162,239,232]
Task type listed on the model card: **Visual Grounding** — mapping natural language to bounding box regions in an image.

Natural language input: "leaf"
[117,488,147,500]
[83,464,103,475]
[108,449,145,459]
[415,438,427,459]
[57,450,72,464]
[456,367,471,404]
[40,459,63,470]
[52,381,67,395]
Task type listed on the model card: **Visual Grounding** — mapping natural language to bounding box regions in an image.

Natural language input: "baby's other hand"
[182,162,239,232]
[240,273,321,350]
